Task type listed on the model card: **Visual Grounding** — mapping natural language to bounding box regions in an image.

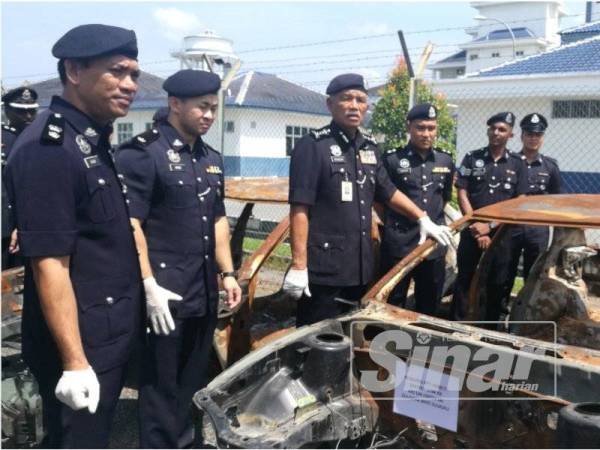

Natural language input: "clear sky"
[1,1,588,93]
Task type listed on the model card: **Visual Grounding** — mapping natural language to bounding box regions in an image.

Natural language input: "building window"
[469,54,479,61]
[117,123,133,144]
[552,100,600,119]
[250,121,257,129]
[491,52,500,58]
[145,122,153,131]
[516,50,524,56]
[456,68,465,75]
[225,121,235,133]
[286,126,314,156]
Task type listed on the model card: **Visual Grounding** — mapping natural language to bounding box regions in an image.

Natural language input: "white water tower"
[171,31,241,152]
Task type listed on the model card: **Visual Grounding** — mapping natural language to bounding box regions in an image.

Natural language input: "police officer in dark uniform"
[284,74,453,326]
[115,70,242,448]
[505,113,560,293]
[381,103,455,315]
[452,112,526,322]
[2,86,39,268]
[4,24,142,448]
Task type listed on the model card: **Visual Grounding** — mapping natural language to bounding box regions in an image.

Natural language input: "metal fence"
[217,80,600,250]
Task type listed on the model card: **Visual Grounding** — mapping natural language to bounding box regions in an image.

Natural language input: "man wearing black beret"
[115,69,242,448]
[452,112,527,322]
[2,86,39,269]
[284,74,453,325]
[504,113,561,300]
[380,103,455,316]
[5,24,142,447]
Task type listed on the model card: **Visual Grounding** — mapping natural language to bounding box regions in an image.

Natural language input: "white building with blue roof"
[433,27,600,193]
[430,1,566,79]
[24,70,330,177]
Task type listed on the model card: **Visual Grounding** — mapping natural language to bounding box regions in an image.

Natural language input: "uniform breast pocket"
[74,275,135,348]
[435,174,447,191]
[206,175,223,199]
[164,176,197,208]
[531,173,550,191]
[308,232,345,275]
[150,250,186,298]
[85,170,116,223]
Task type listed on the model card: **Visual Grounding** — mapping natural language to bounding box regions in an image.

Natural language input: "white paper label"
[392,359,460,432]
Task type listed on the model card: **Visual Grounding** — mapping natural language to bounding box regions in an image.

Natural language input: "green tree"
[370,59,456,159]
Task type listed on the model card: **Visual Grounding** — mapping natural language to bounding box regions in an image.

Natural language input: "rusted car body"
[196,193,600,448]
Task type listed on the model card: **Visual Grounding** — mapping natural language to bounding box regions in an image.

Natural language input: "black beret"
[487,111,515,127]
[520,113,548,133]
[52,24,138,59]
[326,73,367,96]
[407,103,437,121]
[152,107,169,122]
[163,70,221,98]
[1,87,39,109]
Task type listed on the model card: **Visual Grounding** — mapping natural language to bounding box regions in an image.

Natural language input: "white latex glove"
[282,268,311,299]
[418,215,455,248]
[55,366,100,413]
[143,276,183,335]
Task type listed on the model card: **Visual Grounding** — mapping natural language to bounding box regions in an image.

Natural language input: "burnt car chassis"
[197,192,600,448]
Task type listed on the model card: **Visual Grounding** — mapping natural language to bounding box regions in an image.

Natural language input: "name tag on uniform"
[169,163,186,171]
[331,156,346,163]
[341,181,353,202]
[472,168,486,176]
[432,167,450,173]
[206,165,222,174]
[397,167,411,174]
[83,155,101,169]
[359,150,377,165]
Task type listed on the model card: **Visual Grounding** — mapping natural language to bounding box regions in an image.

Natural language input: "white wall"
[465,41,545,73]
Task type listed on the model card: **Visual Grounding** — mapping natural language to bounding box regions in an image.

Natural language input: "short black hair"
[57,58,92,85]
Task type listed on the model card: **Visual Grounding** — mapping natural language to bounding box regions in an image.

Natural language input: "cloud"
[152,8,204,41]
[354,22,392,36]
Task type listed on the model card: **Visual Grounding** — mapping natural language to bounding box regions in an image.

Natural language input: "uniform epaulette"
[434,147,451,156]
[385,148,396,154]
[361,130,378,145]
[130,128,161,148]
[2,124,16,133]
[204,142,221,155]
[310,126,331,140]
[544,155,559,167]
[40,113,65,145]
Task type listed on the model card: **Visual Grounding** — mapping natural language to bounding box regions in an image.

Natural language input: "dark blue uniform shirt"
[455,147,526,209]
[289,121,397,286]
[5,96,142,373]
[515,151,561,195]
[382,143,454,260]
[2,124,18,238]
[115,121,225,318]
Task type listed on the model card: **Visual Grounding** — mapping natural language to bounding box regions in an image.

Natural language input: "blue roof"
[559,21,600,35]
[226,71,328,115]
[473,35,600,77]
[473,27,536,42]
[435,49,467,64]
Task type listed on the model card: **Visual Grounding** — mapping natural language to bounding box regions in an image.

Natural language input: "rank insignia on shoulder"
[41,113,65,145]
[310,127,331,139]
[133,128,160,147]
[84,127,98,138]
[206,165,223,174]
[432,166,450,173]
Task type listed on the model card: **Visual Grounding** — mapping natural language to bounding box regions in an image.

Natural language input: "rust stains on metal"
[472,194,600,228]
[362,215,471,306]
[225,177,289,203]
